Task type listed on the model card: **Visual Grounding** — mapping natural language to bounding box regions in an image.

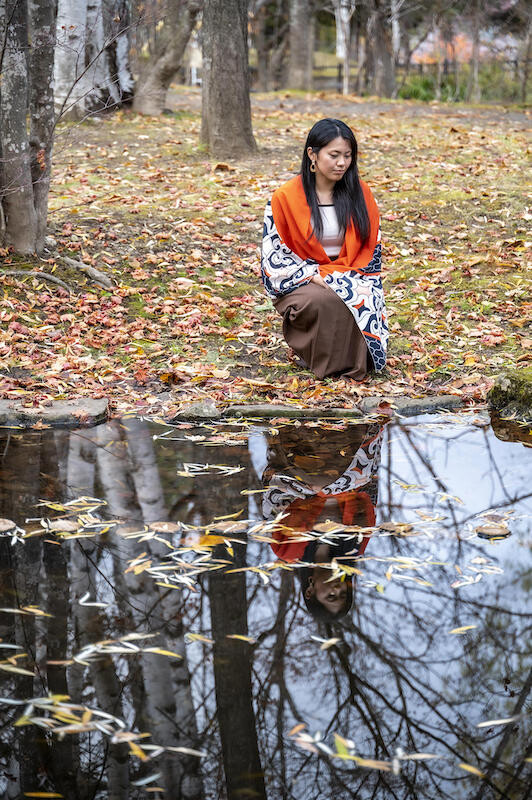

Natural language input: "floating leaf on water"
[132,772,162,787]
[288,723,306,736]
[474,522,511,539]
[458,763,485,777]
[24,793,64,798]
[143,647,183,658]
[185,633,214,644]
[78,592,109,609]
[449,625,477,634]
[0,664,35,676]
[165,746,207,758]
[128,740,149,761]
[477,715,521,728]
[310,635,341,650]
[226,635,256,644]
[379,522,413,533]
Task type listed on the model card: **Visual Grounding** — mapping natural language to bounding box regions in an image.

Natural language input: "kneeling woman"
[261,118,388,381]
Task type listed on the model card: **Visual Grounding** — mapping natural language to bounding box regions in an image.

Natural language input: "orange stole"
[271,490,376,563]
[271,175,380,278]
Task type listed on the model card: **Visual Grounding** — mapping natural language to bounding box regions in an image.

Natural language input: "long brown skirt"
[273,282,370,381]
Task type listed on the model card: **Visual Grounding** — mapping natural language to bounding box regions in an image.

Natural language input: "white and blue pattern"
[261,203,388,371]
[262,425,383,522]
[261,201,319,296]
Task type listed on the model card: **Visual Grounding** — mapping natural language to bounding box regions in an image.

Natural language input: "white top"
[314,204,344,258]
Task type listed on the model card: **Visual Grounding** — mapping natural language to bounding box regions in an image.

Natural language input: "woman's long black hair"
[301,118,370,246]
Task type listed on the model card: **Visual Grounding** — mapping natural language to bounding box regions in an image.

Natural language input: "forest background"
[0,0,530,418]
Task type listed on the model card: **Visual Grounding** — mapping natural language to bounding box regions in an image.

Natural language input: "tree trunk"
[104,0,134,105]
[287,0,312,90]
[29,0,57,252]
[133,0,199,115]
[334,2,353,96]
[54,0,89,119]
[467,0,481,103]
[209,543,266,800]
[0,0,37,252]
[201,0,256,158]
[253,4,269,91]
[367,0,394,97]
[520,10,531,104]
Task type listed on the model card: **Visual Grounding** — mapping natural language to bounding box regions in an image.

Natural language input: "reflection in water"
[0,415,530,799]
[262,424,383,620]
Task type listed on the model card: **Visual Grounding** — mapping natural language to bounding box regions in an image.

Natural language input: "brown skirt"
[273,282,370,381]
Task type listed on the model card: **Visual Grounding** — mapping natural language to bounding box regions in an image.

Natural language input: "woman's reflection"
[262,423,384,620]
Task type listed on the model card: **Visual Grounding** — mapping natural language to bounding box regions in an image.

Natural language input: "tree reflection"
[0,416,530,799]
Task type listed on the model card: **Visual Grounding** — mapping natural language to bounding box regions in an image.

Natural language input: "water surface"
[0,414,530,799]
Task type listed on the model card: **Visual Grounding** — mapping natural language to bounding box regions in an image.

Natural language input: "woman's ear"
[307,146,314,160]
[304,577,315,600]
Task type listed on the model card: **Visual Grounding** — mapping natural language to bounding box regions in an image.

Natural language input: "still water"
[0,414,530,799]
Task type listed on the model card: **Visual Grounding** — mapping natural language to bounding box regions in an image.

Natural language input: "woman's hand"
[310,274,329,289]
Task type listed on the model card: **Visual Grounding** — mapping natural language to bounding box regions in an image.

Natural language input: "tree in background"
[0,0,56,254]
[201,0,257,158]
[288,0,314,89]
[132,0,201,115]
[54,0,134,119]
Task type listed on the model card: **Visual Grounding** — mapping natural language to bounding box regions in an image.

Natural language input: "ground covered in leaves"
[0,89,530,418]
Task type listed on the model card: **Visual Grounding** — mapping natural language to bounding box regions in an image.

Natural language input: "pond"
[0,413,530,800]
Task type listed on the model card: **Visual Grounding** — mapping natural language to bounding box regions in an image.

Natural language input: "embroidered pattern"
[261,201,318,296]
[262,426,383,521]
[261,203,388,371]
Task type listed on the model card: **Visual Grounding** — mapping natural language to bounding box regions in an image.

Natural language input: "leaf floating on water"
[132,773,162,787]
[128,740,149,761]
[24,793,64,798]
[143,647,183,658]
[185,633,214,644]
[379,521,413,533]
[449,625,477,634]
[477,715,521,728]
[79,592,109,609]
[288,723,306,736]
[458,762,485,777]
[0,664,35,676]
[226,635,256,644]
[177,463,245,477]
[474,522,510,538]
[311,635,341,650]
[165,746,207,757]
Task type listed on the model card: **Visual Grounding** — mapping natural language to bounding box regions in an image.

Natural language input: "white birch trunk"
[0,0,37,252]
[54,0,89,119]
[66,431,130,799]
[96,422,202,798]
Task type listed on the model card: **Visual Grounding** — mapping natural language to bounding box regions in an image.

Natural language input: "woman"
[262,423,384,620]
[261,118,388,381]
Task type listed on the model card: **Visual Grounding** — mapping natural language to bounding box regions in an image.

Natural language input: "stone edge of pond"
[0,398,109,429]
[487,369,532,423]
[168,394,464,421]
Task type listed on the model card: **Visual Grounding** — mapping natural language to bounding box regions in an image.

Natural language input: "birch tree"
[332,0,357,95]
[54,0,134,119]
[0,0,56,254]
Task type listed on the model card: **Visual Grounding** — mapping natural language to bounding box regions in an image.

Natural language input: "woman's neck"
[314,174,335,204]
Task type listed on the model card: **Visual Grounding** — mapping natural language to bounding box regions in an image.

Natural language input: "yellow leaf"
[0,664,35,676]
[144,647,183,658]
[185,633,214,644]
[226,635,256,643]
[128,741,148,761]
[458,763,485,777]
[449,625,477,634]
[24,794,64,798]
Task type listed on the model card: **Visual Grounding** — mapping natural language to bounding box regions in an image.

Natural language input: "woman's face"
[308,136,353,183]
[306,570,348,615]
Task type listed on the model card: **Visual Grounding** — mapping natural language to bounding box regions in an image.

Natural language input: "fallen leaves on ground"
[1,91,529,417]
